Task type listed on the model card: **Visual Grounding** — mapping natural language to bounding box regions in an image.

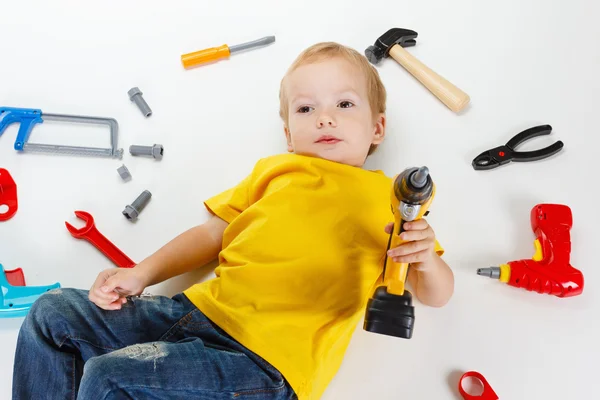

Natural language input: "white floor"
[1,1,599,398]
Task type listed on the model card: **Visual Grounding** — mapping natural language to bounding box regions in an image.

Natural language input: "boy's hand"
[89,267,148,310]
[384,219,436,271]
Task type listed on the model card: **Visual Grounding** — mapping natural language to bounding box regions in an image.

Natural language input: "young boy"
[12,42,453,399]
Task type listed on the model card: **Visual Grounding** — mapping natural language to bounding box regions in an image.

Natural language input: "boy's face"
[283,57,385,167]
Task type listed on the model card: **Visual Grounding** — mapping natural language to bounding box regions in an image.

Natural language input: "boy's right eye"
[297,106,313,113]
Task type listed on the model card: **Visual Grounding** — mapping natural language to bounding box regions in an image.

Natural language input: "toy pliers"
[472,124,564,170]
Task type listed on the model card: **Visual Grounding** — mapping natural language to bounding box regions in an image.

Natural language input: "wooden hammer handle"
[389,44,470,113]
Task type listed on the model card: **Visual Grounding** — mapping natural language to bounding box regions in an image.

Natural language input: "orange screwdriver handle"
[181,44,230,69]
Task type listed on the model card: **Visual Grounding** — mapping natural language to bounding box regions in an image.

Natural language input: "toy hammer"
[366,28,470,113]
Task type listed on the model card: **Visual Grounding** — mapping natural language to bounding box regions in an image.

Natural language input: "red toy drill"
[477,204,584,297]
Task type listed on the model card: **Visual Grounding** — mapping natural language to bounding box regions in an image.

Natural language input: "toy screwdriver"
[363,166,435,339]
[181,35,276,69]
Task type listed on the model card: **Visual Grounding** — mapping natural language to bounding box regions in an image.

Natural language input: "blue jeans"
[12,288,297,400]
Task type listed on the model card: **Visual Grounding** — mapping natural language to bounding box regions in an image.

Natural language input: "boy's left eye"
[338,101,354,108]
[297,106,313,113]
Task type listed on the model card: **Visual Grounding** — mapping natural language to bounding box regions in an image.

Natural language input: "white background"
[1,0,598,399]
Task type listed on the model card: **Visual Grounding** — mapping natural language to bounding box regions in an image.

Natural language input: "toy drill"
[364,166,435,339]
[477,204,584,297]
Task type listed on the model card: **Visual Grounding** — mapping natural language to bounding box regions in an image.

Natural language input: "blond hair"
[279,42,387,155]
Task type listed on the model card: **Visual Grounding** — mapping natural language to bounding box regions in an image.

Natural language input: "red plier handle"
[459,371,499,399]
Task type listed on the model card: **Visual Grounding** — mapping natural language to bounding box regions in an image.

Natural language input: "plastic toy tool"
[459,371,499,400]
[472,124,563,170]
[181,35,276,69]
[363,166,435,339]
[1,264,60,318]
[5,267,25,286]
[365,28,470,113]
[0,168,18,221]
[65,211,136,268]
[477,204,583,297]
[0,107,123,159]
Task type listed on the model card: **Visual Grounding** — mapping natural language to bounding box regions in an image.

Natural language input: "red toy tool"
[65,211,136,268]
[0,168,18,221]
[477,204,583,297]
[5,267,26,286]
[459,371,499,399]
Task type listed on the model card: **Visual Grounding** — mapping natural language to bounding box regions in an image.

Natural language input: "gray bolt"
[117,164,132,181]
[123,190,152,222]
[129,144,163,160]
[128,87,152,117]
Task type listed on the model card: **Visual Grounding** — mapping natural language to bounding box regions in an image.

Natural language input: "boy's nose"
[316,114,336,128]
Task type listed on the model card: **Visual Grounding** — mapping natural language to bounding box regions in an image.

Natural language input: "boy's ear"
[284,126,294,152]
[371,113,386,145]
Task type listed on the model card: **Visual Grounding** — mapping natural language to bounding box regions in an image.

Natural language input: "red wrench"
[459,371,499,399]
[65,211,136,268]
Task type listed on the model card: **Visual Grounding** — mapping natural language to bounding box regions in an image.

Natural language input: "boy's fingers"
[89,292,124,311]
[95,282,119,298]
[95,287,120,303]
[388,240,431,257]
[89,289,119,308]
[400,228,433,242]
[108,299,124,310]
[392,249,431,263]
[90,269,120,300]
[89,289,115,307]
[100,275,122,294]
[403,219,428,230]
[384,222,394,234]
[94,276,120,299]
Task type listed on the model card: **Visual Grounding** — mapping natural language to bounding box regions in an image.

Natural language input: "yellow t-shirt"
[184,153,443,399]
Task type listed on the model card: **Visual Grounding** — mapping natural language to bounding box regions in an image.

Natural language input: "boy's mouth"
[315,135,341,144]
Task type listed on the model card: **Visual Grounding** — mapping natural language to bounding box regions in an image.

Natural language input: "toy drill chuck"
[364,166,435,339]
[477,267,501,279]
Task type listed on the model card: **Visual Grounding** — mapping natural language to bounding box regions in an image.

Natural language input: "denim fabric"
[12,288,297,400]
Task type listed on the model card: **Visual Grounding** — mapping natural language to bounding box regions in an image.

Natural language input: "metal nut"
[117,164,131,181]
